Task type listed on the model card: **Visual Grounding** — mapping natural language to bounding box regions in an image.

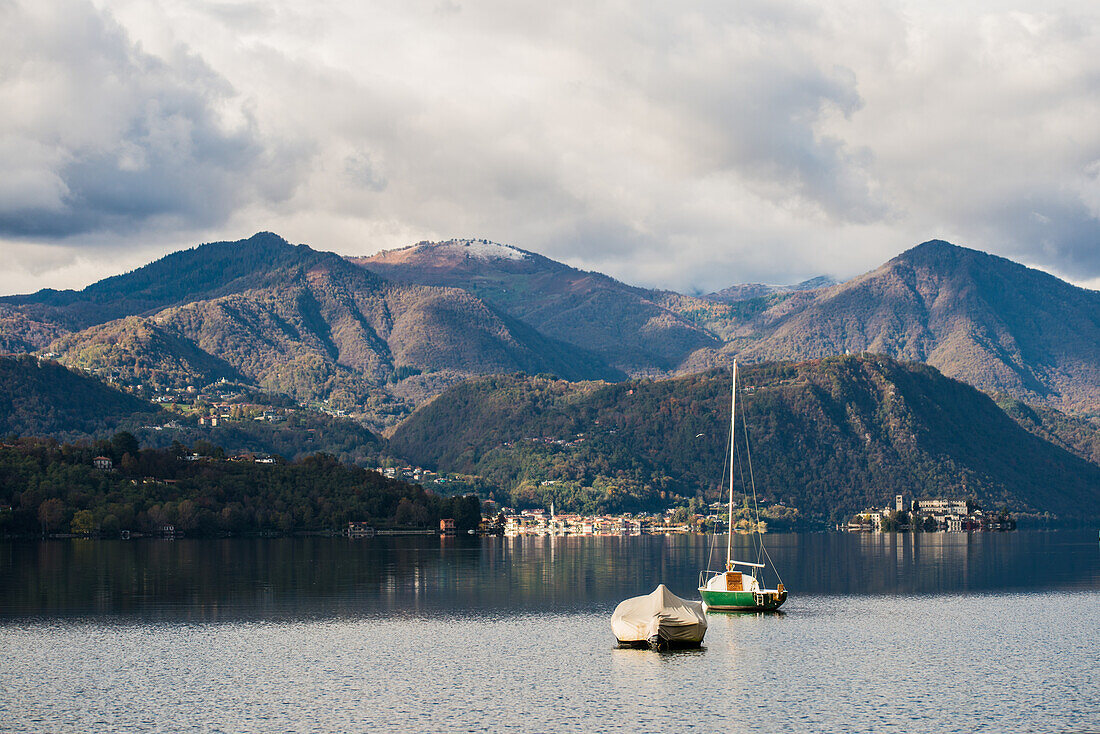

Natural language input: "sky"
[2,0,1100,296]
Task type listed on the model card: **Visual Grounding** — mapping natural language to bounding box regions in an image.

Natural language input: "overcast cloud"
[2,0,1100,295]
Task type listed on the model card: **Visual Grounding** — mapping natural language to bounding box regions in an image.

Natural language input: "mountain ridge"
[1,233,1099,426]
[353,238,720,373]
[0,233,326,333]
[1,234,622,430]
[730,240,1100,412]
[389,355,1100,520]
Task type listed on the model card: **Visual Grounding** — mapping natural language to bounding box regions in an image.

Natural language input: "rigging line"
[733,419,764,571]
[733,398,759,565]
[740,385,764,567]
[761,541,783,587]
[739,396,783,587]
[733,429,747,534]
[707,414,734,574]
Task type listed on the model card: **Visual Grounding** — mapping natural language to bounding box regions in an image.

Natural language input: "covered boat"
[611,584,707,649]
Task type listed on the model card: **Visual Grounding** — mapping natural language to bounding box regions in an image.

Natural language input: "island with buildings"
[846,495,1016,532]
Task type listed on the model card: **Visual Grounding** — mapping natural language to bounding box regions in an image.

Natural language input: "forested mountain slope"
[0,355,386,464]
[390,355,1100,521]
[0,355,157,437]
[997,396,1100,466]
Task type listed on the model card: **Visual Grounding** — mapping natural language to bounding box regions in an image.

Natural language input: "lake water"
[2,531,1098,732]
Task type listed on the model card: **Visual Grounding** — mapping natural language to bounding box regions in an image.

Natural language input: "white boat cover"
[611,584,707,644]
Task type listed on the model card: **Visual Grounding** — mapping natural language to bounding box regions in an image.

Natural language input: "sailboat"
[698,359,788,612]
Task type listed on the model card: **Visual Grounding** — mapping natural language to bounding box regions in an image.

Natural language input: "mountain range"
[0,233,1098,432]
[0,234,623,430]
[355,237,1100,415]
[353,239,718,374]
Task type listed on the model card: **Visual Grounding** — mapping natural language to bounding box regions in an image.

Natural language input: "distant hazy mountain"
[727,241,1100,413]
[351,238,719,373]
[390,355,1100,520]
[704,275,837,303]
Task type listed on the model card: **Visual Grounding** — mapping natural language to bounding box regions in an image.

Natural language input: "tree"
[411,501,430,527]
[395,498,414,526]
[101,514,121,537]
[451,495,482,533]
[111,432,140,461]
[37,498,65,535]
[70,510,97,536]
[121,453,139,474]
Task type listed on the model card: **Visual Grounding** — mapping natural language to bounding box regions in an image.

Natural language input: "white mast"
[727,359,737,569]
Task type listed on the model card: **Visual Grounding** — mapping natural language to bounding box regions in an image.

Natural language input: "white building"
[915,498,969,515]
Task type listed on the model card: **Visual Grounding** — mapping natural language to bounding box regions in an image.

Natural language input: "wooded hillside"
[391,355,1100,521]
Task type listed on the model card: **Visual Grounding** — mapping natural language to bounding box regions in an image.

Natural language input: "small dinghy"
[611,584,707,650]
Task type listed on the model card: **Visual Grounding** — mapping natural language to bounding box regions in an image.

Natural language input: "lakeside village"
[360,476,1015,536]
[349,501,775,538]
[81,456,1015,538]
[482,494,1014,537]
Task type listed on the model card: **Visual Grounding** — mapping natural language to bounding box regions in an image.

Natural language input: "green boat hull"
[698,588,787,612]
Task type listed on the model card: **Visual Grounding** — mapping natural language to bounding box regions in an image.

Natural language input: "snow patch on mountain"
[430,239,529,261]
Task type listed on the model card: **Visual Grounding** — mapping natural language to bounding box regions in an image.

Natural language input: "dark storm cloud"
[4,0,1100,295]
[991,193,1100,278]
[0,0,302,239]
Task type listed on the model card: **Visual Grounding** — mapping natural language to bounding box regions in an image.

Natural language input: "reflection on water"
[2,530,1097,621]
[3,532,1100,732]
